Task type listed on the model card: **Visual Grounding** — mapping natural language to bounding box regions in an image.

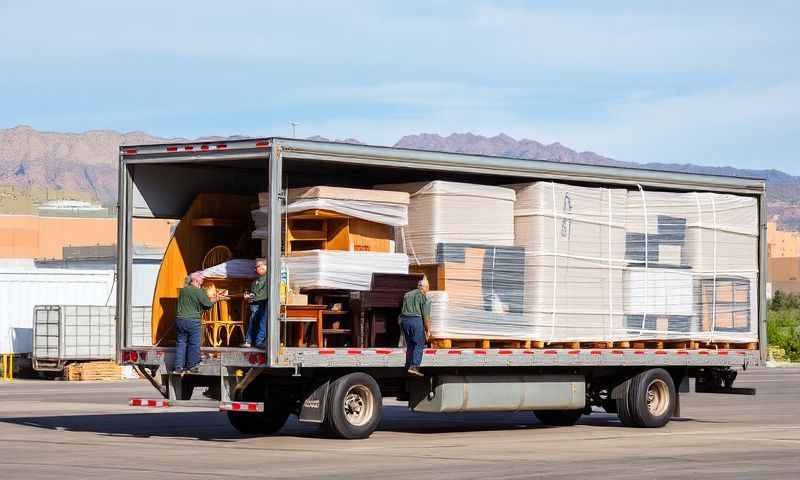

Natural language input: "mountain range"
[1,125,798,228]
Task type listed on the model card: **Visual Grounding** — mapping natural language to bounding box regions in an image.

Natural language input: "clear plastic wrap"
[402,181,759,344]
[284,250,409,291]
[377,181,516,264]
[201,259,257,279]
[252,186,410,239]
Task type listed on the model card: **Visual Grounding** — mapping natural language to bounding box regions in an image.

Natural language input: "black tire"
[616,368,676,428]
[324,372,382,439]
[534,409,583,426]
[227,407,290,435]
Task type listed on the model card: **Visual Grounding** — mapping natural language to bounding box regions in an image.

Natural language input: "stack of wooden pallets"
[65,361,123,381]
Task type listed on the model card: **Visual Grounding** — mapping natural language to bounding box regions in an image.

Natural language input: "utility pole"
[289,122,300,138]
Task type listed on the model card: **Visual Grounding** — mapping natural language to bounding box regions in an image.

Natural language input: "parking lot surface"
[1,368,799,479]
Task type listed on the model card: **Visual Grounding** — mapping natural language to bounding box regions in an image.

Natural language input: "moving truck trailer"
[118,138,765,439]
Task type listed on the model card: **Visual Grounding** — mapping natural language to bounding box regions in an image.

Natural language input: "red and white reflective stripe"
[220,402,263,412]
[307,348,754,357]
[130,398,169,408]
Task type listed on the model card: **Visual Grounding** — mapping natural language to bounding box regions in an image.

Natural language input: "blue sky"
[1,1,798,173]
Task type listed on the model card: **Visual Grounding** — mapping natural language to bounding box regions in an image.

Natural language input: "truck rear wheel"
[616,368,675,428]
[533,409,583,426]
[324,372,382,439]
[227,407,290,435]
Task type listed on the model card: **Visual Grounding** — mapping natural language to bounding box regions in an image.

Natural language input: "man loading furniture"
[399,277,431,377]
[243,258,268,348]
[174,272,220,374]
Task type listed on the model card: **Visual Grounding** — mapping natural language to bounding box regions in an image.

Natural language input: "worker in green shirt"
[243,258,269,348]
[399,277,431,377]
[174,271,219,374]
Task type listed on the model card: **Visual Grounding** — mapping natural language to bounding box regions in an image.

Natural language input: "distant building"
[767,221,800,258]
[37,199,109,218]
[767,222,800,297]
[0,214,174,260]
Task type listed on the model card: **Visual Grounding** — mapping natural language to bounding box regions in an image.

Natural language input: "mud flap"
[299,379,329,423]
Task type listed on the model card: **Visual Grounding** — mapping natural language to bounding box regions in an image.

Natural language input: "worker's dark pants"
[247,301,268,347]
[174,317,201,371]
[400,315,425,369]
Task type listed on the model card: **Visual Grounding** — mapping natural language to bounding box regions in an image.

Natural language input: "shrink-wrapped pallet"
[623,267,695,338]
[426,290,529,340]
[284,250,409,291]
[625,191,758,274]
[625,190,759,343]
[511,182,628,341]
[377,181,516,265]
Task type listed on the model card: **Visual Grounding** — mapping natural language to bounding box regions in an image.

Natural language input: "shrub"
[767,307,800,362]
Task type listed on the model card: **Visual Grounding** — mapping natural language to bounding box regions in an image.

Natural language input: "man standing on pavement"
[400,277,431,377]
[243,258,269,348]
[174,271,219,374]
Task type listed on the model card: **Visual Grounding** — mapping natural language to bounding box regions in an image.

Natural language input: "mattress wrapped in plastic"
[284,250,409,291]
[377,181,516,264]
[252,186,410,239]
[201,259,257,279]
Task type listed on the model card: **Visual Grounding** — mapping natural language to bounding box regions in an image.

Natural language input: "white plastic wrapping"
[285,250,409,291]
[202,259,257,279]
[252,186,410,239]
[415,181,759,343]
[378,181,516,264]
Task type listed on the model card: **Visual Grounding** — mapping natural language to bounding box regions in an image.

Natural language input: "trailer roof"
[120,136,766,195]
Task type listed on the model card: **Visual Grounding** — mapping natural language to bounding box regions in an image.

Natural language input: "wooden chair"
[200,246,244,347]
[202,245,233,269]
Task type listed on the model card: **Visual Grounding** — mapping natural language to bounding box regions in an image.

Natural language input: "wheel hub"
[342,385,374,427]
[646,379,669,417]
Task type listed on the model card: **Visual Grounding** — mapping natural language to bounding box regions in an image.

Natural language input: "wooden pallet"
[430,338,758,350]
[65,361,123,381]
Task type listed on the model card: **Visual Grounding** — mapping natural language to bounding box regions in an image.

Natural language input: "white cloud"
[1,2,798,172]
[273,80,800,173]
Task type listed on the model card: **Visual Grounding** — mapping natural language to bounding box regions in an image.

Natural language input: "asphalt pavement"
[1,367,799,479]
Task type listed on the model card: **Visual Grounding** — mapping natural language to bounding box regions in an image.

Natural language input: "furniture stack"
[251,186,413,347]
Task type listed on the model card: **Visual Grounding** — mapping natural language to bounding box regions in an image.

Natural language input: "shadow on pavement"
[1,405,702,440]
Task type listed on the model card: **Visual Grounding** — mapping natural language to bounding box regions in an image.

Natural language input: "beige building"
[0,215,173,260]
[767,221,800,258]
[768,222,800,296]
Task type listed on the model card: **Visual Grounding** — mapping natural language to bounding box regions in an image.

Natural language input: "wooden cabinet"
[285,209,393,255]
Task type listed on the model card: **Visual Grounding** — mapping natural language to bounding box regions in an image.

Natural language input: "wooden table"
[281,304,326,347]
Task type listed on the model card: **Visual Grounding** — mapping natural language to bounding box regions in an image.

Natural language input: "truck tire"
[616,368,675,428]
[324,372,382,439]
[227,407,290,435]
[533,409,583,426]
